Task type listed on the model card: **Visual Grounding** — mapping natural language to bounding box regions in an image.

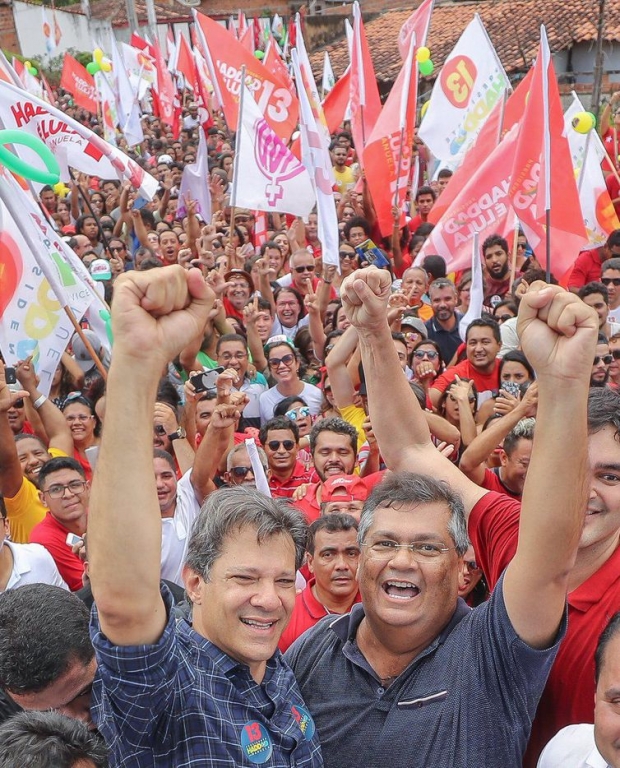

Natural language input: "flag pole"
[577,129,592,194]
[540,25,552,282]
[509,218,520,290]
[63,307,108,380]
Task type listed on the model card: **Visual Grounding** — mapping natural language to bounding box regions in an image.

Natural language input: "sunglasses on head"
[267,440,295,451]
[294,265,315,273]
[594,354,613,365]
[230,466,253,478]
[602,277,620,286]
[268,353,295,369]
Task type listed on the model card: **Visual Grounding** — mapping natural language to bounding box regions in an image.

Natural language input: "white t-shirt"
[2,541,68,592]
[160,470,201,587]
[537,723,610,768]
[259,382,323,425]
[269,315,310,341]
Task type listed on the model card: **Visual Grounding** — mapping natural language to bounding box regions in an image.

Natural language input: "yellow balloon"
[416,46,431,63]
[420,100,430,119]
[93,48,104,63]
[24,60,31,69]
[571,111,595,134]
[53,182,68,198]
[100,61,112,72]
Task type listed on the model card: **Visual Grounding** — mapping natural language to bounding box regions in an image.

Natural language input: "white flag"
[121,42,157,100]
[419,15,509,165]
[458,233,483,342]
[233,84,315,217]
[564,93,620,251]
[178,128,212,221]
[0,79,157,198]
[109,34,144,147]
[322,51,335,95]
[0,170,95,395]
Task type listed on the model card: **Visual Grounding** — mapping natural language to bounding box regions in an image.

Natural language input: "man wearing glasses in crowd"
[286,266,597,767]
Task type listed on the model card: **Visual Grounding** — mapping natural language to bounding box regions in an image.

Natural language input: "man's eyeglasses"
[11,399,24,409]
[413,349,439,361]
[267,440,295,451]
[109,245,125,253]
[293,265,315,273]
[219,352,247,362]
[361,540,456,562]
[230,466,253,478]
[285,406,311,421]
[594,354,614,365]
[268,353,295,369]
[602,277,620,286]
[42,480,87,499]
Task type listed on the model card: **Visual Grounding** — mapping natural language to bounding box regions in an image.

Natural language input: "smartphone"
[66,532,83,548]
[189,367,225,393]
[132,196,148,210]
[501,381,521,398]
[4,367,19,393]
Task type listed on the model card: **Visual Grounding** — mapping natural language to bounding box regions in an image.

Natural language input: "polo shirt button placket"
[376,686,384,695]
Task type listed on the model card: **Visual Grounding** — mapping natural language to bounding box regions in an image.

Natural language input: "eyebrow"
[594,463,620,472]
[370,530,447,542]
[604,686,620,699]
[226,566,296,578]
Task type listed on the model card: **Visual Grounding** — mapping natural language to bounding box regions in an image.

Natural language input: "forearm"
[308,311,326,362]
[132,214,150,248]
[460,406,526,474]
[424,413,461,446]
[171,438,195,475]
[158,189,170,220]
[191,424,232,499]
[35,395,73,454]
[60,352,85,390]
[246,324,268,371]
[259,273,276,312]
[88,361,163,623]
[317,279,331,318]
[326,325,358,408]
[0,415,22,497]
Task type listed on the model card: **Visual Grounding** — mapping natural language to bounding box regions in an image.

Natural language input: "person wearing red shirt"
[222,269,254,323]
[568,231,620,292]
[430,317,502,409]
[279,514,361,652]
[29,457,87,591]
[600,91,620,175]
[407,185,436,233]
[259,417,313,499]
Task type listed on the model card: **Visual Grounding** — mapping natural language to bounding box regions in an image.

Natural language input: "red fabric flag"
[507,27,587,275]
[151,40,177,129]
[429,68,533,224]
[130,32,148,50]
[363,37,418,236]
[398,0,433,60]
[176,33,196,90]
[60,53,98,113]
[193,48,215,130]
[239,22,254,54]
[194,12,298,142]
[349,3,381,163]
[263,35,293,91]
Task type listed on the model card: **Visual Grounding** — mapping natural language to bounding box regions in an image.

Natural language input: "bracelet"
[33,394,47,410]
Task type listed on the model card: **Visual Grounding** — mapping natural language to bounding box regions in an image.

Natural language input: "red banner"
[350,6,381,164]
[60,53,98,113]
[195,12,298,143]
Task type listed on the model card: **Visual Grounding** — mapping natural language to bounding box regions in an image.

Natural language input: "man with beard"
[292,418,381,522]
[482,234,511,309]
[425,279,463,364]
[591,335,613,388]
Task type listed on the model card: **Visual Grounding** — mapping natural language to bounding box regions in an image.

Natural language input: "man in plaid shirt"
[87,266,323,768]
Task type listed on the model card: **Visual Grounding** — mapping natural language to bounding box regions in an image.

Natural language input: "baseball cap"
[224,269,255,294]
[157,154,173,165]
[401,316,428,338]
[71,330,110,373]
[322,475,369,503]
[89,259,112,281]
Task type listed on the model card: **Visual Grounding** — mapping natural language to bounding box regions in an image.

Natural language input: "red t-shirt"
[567,248,605,290]
[607,172,620,220]
[480,468,521,500]
[29,512,84,591]
[469,491,620,767]
[269,461,314,499]
[292,471,385,523]
[602,127,620,174]
[432,359,500,402]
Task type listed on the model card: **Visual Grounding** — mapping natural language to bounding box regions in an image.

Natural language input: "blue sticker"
[240,721,273,764]
[291,704,316,740]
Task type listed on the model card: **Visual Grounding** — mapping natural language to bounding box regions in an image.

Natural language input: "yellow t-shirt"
[333,166,356,195]
[5,448,66,544]
[339,404,367,455]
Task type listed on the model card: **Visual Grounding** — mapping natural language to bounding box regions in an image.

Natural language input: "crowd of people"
[1,87,620,768]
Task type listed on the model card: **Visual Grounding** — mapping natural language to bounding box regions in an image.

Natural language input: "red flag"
[429,68,533,224]
[194,12,298,142]
[417,126,519,272]
[263,35,293,91]
[398,0,434,60]
[130,32,148,50]
[508,27,587,274]
[193,48,215,130]
[349,3,381,162]
[60,53,98,113]
[239,21,254,53]
[253,210,268,252]
[176,33,196,90]
[363,36,418,236]
[151,40,177,129]
[323,68,351,134]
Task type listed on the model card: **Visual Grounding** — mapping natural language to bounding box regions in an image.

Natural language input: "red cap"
[322,475,369,503]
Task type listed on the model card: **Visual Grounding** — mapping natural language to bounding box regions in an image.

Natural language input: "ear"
[38,491,46,506]
[498,449,508,467]
[223,472,231,485]
[306,553,315,576]
[183,566,204,604]
[457,558,467,593]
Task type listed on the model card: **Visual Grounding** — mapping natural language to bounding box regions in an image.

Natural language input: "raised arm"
[0,364,29,498]
[325,324,359,409]
[88,267,214,646]
[502,285,597,648]
[340,267,487,514]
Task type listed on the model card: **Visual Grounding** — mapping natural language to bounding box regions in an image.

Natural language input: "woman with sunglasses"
[274,396,314,469]
[259,339,323,424]
[409,339,445,397]
[61,394,101,482]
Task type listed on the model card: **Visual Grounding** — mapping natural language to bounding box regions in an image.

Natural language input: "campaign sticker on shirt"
[291,704,316,740]
[240,721,273,764]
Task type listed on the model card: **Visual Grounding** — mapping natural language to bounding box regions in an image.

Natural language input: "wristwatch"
[167,427,187,441]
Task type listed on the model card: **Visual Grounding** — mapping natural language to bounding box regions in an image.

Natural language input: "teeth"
[387,581,415,588]
[241,619,274,628]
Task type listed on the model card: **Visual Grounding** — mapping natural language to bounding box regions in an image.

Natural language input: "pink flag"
[398,0,433,60]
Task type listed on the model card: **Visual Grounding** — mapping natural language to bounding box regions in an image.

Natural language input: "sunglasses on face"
[230,466,253,478]
[109,245,125,253]
[154,424,166,436]
[285,406,311,421]
[339,251,356,260]
[594,354,613,365]
[413,349,439,360]
[294,265,315,273]
[268,353,295,369]
[267,440,295,451]
[496,314,513,323]
[12,398,24,409]
[602,277,620,286]
[612,350,620,360]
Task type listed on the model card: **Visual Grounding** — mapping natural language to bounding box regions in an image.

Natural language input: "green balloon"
[419,59,434,76]
[254,50,264,60]
[28,67,38,76]
[86,61,101,74]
